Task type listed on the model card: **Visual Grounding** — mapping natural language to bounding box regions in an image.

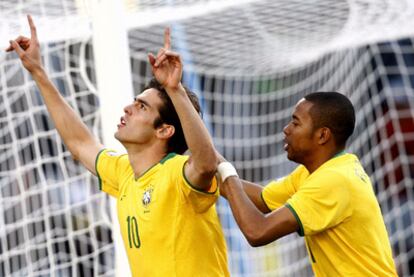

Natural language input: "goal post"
[90,0,133,276]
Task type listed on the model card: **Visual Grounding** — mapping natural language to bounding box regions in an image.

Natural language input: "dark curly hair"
[143,78,201,154]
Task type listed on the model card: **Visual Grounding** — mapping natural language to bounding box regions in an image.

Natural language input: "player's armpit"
[183,156,216,191]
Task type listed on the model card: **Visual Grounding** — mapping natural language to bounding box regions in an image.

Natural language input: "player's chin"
[285,149,294,161]
[114,131,123,141]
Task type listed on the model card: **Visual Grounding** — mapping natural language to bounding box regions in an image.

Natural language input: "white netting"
[1,0,414,276]
[0,38,115,276]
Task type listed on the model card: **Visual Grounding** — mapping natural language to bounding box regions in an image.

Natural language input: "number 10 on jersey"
[126,216,141,248]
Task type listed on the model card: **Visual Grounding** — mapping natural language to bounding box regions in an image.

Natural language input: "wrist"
[31,66,47,79]
[165,83,185,95]
[217,162,239,183]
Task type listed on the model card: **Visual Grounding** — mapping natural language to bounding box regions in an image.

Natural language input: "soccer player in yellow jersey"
[217,92,398,276]
[8,16,229,276]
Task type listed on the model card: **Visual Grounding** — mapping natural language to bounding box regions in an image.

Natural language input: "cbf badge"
[142,186,154,208]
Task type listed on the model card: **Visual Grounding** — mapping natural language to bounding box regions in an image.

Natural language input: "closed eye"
[291,115,300,126]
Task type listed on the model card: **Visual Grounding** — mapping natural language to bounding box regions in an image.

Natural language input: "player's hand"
[6,15,43,73]
[148,28,183,92]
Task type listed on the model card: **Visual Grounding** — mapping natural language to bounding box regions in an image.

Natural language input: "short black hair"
[144,78,201,154]
[304,92,355,148]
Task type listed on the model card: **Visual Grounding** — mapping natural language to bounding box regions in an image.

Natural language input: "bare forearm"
[223,177,271,245]
[221,177,270,213]
[223,176,298,246]
[167,85,217,174]
[32,68,100,159]
[240,179,271,213]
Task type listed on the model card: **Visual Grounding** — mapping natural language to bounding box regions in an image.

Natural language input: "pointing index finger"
[27,15,37,40]
[164,27,171,50]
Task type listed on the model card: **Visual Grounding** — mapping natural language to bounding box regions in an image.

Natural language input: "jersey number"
[126,216,141,248]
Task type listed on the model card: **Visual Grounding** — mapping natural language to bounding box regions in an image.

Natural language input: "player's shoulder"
[104,149,129,164]
[159,152,188,167]
[99,149,127,158]
[154,153,188,181]
[332,152,359,164]
[290,164,309,179]
[317,153,356,171]
[267,165,308,187]
[96,149,128,165]
[95,149,132,178]
[314,154,360,184]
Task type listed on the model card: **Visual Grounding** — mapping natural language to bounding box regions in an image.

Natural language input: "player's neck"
[305,148,344,174]
[125,144,168,178]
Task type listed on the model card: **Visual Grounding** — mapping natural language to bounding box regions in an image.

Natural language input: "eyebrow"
[292,114,300,121]
[134,97,152,108]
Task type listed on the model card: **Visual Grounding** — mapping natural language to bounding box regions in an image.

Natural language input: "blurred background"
[1,0,413,276]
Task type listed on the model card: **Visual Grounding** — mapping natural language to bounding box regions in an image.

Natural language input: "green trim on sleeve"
[182,161,217,195]
[260,191,272,212]
[285,203,305,236]
[95,148,107,191]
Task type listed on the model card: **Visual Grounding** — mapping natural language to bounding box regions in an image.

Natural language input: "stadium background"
[0,0,413,276]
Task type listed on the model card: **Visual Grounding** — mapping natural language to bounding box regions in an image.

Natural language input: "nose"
[283,123,290,136]
[123,103,132,114]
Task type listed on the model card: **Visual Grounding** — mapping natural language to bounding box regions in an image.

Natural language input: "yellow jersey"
[95,149,229,277]
[262,153,397,277]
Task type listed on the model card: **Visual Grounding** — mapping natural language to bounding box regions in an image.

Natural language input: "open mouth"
[118,116,126,128]
[283,138,289,150]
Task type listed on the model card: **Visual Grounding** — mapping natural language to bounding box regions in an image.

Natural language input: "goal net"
[1,0,413,276]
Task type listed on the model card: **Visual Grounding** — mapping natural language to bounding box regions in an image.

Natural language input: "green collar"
[134,152,176,180]
[160,152,176,164]
[333,150,346,158]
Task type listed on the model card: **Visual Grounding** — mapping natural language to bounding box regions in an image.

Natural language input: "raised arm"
[6,15,103,174]
[148,28,217,190]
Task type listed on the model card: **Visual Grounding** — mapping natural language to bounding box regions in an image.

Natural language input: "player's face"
[283,99,318,164]
[115,88,164,145]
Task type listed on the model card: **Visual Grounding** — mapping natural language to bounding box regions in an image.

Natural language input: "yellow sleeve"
[167,155,219,213]
[286,170,352,236]
[95,149,129,198]
[261,165,305,210]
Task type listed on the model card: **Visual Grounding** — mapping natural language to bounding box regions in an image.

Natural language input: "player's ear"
[156,124,175,140]
[317,127,331,145]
